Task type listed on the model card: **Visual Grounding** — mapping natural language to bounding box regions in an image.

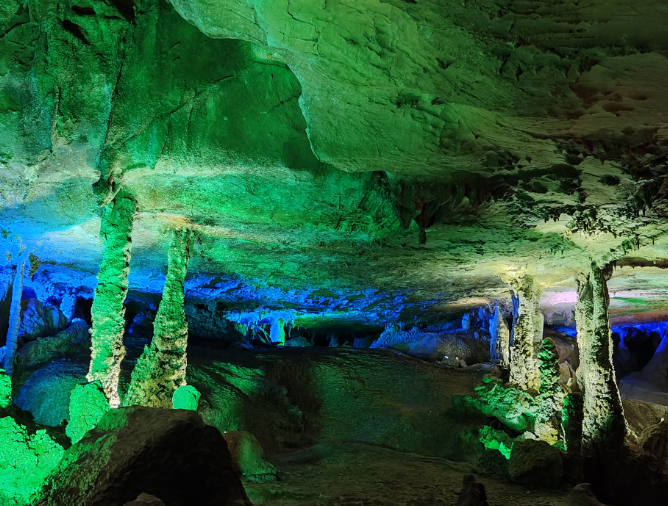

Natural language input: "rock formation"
[575,264,627,459]
[3,257,24,376]
[507,274,543,391]
[87,189,136,408]
[124,228,194,408]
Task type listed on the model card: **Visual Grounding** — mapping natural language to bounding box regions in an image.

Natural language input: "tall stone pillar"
[575,264,626,458]
[87,189,136,408]
[3,257,25,376]
[507,274,543,391]
[124,228,194,408]
[489,304,510,367]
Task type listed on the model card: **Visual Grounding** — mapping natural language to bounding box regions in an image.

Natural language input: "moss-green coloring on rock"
[0,369,11,409]
[66,381,110,444]
[0,416,63,506]
[172,385,201,411]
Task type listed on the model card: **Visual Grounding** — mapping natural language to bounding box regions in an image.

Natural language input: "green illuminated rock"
[538,338,561,396]
[66,381,111,444]
[125,228,194,408]
[87,189,136,408]
[172,385,201,411]
[223,431,277,483]
[0,369,11,409]
[0,416,63,506]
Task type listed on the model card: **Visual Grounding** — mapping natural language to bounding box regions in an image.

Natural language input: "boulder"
[568,483,607,506]
[508,439,563,488]
[456,474,490,506]
[15,360,87,426]
[37,406,252,506]
[123,494,166,506]
[18,298,68,342]
[285,336,312,347]
[17,320,91,368]
[223,430,277,482]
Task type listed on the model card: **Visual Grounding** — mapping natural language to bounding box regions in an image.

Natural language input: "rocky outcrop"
[87,190,136,408]
[123,494,165,506]
[223,430,277,482]
[508,439,563,488]
[455,474,490,506]
[17,320,90,368]
[37,406,251,506]
[569,483,607,506]
[124,228,194,408]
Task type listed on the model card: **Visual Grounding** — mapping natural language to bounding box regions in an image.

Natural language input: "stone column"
[87,189,136,408]
[507,274,543,391]
[489,303,510,367]
[3,257,25,376]
[124,228,194,408]
[575,264,627,458]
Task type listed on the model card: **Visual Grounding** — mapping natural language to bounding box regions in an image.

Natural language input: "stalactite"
[575,263,627,459]
[3,258,24,377]
[86,189,136,408]
[507,274,543,391]
[124,228,194,408]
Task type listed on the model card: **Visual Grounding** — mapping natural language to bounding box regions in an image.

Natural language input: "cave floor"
[246,441,571,506]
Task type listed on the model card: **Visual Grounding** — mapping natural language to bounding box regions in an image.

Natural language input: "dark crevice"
[62,20,91,45]
[72,5,96,15]
[108,0,136,22]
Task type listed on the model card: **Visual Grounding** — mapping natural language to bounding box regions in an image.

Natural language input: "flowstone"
[124,228,194,408]
[87,190,136,408]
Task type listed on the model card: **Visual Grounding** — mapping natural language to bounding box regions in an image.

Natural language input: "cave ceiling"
[2,0,668,325]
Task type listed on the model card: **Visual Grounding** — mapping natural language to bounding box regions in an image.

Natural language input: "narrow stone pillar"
[124,228,194,408]
[87,189,136,408]
[3,258,25,376]
[489,304,510,367]
[575,264,626,458]
[507,274,543,391]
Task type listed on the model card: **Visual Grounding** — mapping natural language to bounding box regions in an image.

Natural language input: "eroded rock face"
[508,439,563,488]
[37,406,252,506]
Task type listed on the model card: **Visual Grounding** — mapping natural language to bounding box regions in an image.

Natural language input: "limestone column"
[575,264,626,458]
[489,304,510,367]
[507,274,543,391]
[124,228,194,408]
[3,257,25,376]
[87,189,136,408]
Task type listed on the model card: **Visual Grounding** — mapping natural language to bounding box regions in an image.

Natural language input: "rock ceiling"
[2,0,668,324]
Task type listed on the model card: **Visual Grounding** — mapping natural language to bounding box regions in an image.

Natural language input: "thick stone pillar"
[3,258,24,376]
[124,228,194,408]
[575,264,626,458]
[507,274,543,391]
[87,189,136,408]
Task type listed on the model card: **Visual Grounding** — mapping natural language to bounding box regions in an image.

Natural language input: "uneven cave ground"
[6,0,668,505]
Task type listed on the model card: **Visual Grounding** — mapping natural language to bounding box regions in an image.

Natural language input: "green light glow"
[66,381,110,444]
[0,370,10,409]
[0,416,63,505]
[172,385,201,411]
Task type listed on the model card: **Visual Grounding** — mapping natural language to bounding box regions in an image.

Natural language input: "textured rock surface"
[223,430,277,482]
[508,275,543,391]
[16,320,90,368]
[125,228,193,408]
[456,474,490,506]
[508,439,563,488]
[37,406,251,506]
[87,190,135,408]
[123,494,165,506]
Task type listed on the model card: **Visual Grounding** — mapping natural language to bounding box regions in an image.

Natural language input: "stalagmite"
[86,189,136,408]
[124,228,194,408]
[575,264,627,458]
[489,304,510,367]
[3,257,25,376]
[506,274,543,391]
